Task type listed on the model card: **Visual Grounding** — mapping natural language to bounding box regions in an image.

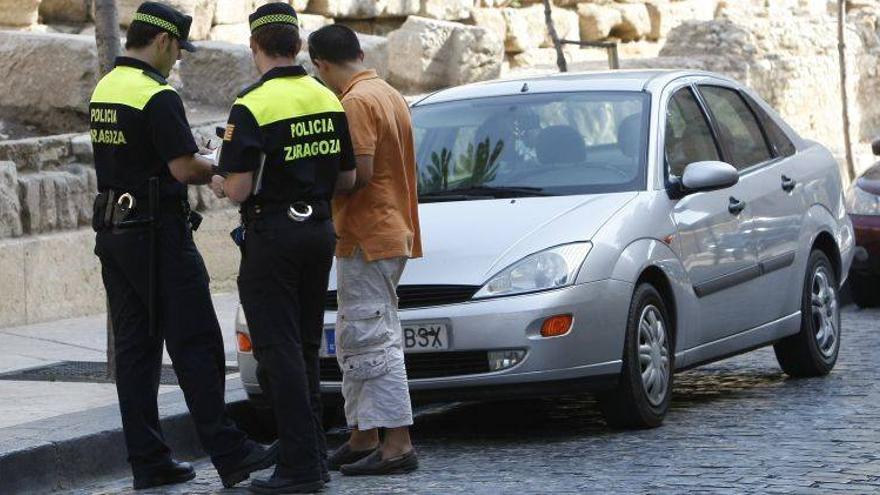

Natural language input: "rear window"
[411,91,650,198]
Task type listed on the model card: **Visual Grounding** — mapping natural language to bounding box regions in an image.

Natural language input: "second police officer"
[212,3,356,494]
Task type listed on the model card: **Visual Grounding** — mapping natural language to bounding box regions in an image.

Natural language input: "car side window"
[699,86,773,169]
[665,87,720,178]
[742,94,797,157]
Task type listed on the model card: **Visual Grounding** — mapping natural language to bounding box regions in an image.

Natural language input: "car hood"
[328,192,638,289]
[857,161,880,195]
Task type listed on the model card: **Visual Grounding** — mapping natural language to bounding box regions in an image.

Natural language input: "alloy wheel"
[811,266,839,359]
[638,304,670,407]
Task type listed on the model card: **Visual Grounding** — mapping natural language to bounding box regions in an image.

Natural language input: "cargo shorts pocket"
[341,349,390,381]
[337,305,392,381]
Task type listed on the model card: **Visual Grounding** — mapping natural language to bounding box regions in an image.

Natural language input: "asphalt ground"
[67,305,880,495]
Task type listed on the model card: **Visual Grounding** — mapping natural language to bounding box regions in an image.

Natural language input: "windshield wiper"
[420,186,551,200]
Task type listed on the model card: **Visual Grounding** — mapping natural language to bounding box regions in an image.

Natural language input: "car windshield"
[412,91,650,202]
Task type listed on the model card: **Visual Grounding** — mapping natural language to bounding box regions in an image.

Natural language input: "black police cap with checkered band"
[249,2,299,33]
[132,1,197,52]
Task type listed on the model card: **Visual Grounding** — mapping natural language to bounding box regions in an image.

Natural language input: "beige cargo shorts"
[335,249,413,430]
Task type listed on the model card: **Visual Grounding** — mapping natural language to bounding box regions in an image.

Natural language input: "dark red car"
[847,139,880,307]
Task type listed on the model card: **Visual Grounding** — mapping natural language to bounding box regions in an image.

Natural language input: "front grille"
[325,285,479,310]
[320,351,490,382]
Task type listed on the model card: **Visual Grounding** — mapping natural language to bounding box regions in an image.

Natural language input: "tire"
[774,250,841,377]
[598,283,673,429]
[848,270,880,309]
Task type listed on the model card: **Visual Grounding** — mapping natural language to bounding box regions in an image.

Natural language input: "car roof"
[412,69,732,106]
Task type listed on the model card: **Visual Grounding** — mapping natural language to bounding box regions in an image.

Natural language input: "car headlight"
[473,242,592,299]
[846,184,880,216]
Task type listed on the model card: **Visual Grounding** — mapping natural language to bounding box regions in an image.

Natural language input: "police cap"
[132,2,197,52]
[249,2,299,34]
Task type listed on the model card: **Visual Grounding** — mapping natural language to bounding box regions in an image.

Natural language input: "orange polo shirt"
[333,70,423,261]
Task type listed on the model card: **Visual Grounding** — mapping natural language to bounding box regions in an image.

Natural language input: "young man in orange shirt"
[308,25,423,476]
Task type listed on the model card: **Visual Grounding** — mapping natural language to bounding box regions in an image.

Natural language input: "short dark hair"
[251,23,302,59]
[308,25,362,64]
[125,21,167,50]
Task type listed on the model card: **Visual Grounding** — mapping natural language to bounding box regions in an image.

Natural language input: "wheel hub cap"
[638,305,670,407]
[811,267,839,359]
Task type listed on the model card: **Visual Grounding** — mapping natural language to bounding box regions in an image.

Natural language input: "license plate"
[323,323,449,356]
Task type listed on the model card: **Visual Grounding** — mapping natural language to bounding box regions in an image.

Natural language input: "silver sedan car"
[236,70,854,428]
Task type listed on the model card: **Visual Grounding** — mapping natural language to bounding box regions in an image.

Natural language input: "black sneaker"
[219,441,280,488]
[328,442,377,471]
[132,459,196,490]
[339,449,418,476]
[249,475,325,494]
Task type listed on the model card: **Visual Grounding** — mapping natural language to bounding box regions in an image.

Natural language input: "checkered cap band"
[250,13,298,32]
[133,12,181,37]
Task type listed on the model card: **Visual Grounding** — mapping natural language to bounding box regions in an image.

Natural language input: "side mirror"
[872,138,880,157]
[680,161,739,194]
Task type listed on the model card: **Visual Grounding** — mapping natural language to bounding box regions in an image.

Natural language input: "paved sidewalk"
[0,292,241,430]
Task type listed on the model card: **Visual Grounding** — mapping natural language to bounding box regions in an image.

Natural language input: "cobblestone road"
[73,307,880,494]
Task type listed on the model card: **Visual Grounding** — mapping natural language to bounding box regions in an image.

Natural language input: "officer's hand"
[210,175,226,199]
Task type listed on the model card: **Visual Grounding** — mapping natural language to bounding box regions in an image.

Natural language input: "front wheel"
[774,250,841,377]
[598,283,673,429]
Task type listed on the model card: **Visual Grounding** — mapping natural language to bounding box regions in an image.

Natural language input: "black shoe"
[249,475,325,494]
[339,449,418,476]
[328,442,377,471]
[220,441,280,488]
[132,459,196,490]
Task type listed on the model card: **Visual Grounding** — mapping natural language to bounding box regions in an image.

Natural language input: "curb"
[0,382,250,494]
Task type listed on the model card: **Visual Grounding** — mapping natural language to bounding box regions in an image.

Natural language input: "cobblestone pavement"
[73,307,880,494]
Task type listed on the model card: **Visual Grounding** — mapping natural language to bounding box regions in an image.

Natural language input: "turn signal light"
[541,314,573,338]
[236,331,253,353]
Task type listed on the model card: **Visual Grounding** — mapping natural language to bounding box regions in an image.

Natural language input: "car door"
[664,86,764,346]
[697,85,802,325]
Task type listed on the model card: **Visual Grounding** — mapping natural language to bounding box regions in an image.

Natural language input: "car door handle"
[728,196,746,215]
[781,175,796,192]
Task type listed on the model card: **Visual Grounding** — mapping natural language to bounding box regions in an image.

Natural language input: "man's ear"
[358,51,365,63]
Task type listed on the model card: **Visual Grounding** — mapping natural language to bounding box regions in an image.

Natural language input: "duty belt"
[93,191,193,232]
[242,200,331,224]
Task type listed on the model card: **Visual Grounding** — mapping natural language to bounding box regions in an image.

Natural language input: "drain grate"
[0,361,239,386]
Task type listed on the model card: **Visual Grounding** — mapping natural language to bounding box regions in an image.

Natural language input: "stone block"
[40,0,93,24]
[71,134,93,162]
[387,16,503,92]
[334,18,404,36]
[213,0,250,25]
[543,5,579,47]
[0,134,75,172]
[0,32,98,131]
[0,162,22,239]
[0,239,27,327]
[609,2,652,41]
[359,33,390,80]
[180,41,260,106]
[577,4,622,42]
[420,0,475,21]
[645,0,718,41]
[117,0,217,40]
[307,0,420,19]
[0,0,40,26]
[193,208,241,292]
[502,6,545,53]
[299,13,334,32]
[51,173,79,231]
[65,164,96,226]
[468,7,506,46]
[208,22,251,44]
[23,229,105,323]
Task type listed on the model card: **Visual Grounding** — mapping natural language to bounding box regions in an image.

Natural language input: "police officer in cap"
[89,2,278,490]
[211,2,356,493]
